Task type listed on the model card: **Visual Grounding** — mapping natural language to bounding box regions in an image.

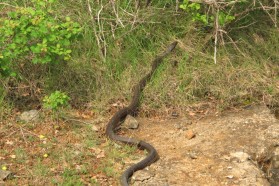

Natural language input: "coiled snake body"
[106,41,178,186]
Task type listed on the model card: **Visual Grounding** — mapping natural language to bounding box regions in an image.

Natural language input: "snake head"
[167,41,178,53]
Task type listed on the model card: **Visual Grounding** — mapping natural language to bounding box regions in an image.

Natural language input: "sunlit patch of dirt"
[123,104,278,185]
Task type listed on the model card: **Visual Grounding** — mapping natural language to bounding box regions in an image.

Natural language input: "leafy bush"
[179,0,235,27]
[43,91,70,111]
[0,0,81,77]
[179,0,277,28]
[179,0,278,63]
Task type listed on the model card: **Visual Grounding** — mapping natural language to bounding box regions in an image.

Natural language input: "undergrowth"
[0,0,278,115]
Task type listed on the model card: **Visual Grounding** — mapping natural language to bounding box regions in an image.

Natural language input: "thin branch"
[275,0,278,27]
[0,3,17,7]
[19,127,28,144]
[87,0,104,61]
[258,0,276,26]
[220,29,246,57]
[131,8,139,30]
[230,21,257,30]
[97,5,107,58]
[93,17,161,24]
[176,0,179,12]
[111,0,124,27]
[214,8,219,64]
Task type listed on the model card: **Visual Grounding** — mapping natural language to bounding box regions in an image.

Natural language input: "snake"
[106,41,178,186]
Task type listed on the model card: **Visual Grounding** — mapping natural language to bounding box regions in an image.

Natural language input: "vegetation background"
[0,0,278,117]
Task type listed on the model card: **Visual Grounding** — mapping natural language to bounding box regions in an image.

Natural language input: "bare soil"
[1,104,278,186]
[123,105,279,186]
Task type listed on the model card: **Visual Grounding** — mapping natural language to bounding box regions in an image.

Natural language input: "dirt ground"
[1,104,278,186]
[121,105,279,186]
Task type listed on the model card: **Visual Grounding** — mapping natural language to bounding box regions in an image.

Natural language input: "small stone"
[273,160,279,169]
[171,111,179,118]
[96,151,105,159]
[91,125,99,132]
[123,115,139,129]
[185,120,193,125]
[189,152,198,159]
[272,155,279,169]
[230,151,250,162]
[0,170,13,181]
[132,169,154,181]
[185,130,196,139]
[18,110,40,122]
[226,175,234,179]
[174,123,182,129]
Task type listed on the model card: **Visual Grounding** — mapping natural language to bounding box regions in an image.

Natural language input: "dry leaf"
[5,141,13,145]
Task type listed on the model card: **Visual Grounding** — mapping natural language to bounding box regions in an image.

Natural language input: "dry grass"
[0,111,137,185]
[1,0,277,115]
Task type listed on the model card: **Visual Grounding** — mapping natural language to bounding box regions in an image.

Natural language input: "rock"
[272,157,279,169]
[185,120,193,125]
[185,130,196,139]
[123,115,139,129]
[226,175,234,179]
[230,151,250,162]
[189,152,198,159]
[171,111,179,118]
[91,125,99,132]
[263,146,279,185]
[174,121,191,131]
[18,110,40,122]
[132,169,154,182]
[174,123,182,129]
[0,170,13,181]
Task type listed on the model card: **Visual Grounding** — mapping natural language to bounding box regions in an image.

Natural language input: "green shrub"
[43,91,70,111]
[0,0,81,77]
[179,0,236,27]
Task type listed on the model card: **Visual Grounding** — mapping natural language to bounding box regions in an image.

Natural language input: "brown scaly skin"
[106,41,178,186]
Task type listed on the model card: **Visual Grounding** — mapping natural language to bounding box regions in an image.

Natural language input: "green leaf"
[43,38,47,43]
[10,72,17,77]
[179,4,187,10]
[32,58,40,64]
[8,12,18,19]
[30,46,41,53]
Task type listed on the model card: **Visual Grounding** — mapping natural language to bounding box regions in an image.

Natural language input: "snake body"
[106,41,178,186]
